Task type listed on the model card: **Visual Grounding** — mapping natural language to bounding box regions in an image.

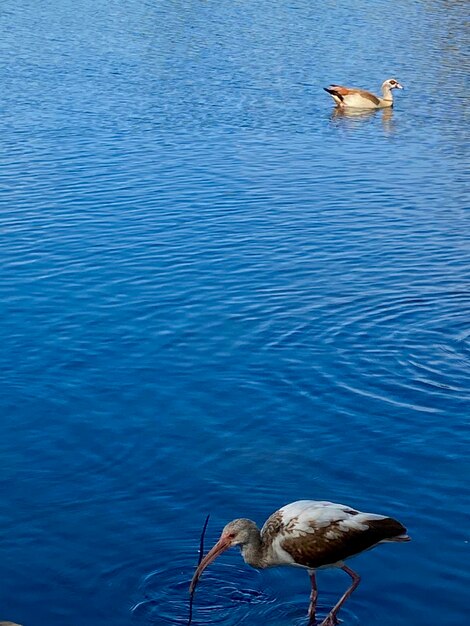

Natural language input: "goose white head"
[382,78,403,90]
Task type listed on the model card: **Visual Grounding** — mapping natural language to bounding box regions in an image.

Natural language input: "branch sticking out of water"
[187,514,210,626]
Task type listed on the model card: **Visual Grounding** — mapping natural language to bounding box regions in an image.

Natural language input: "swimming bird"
[324,79,403,109]
[190,500,409,625]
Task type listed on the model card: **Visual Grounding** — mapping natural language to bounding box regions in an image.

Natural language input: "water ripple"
[131,558,362,626]
[132,560,272,625]
[319,290,469,411]
[262,289,470,418]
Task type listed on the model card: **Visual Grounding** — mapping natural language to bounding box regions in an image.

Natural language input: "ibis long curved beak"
[189,534,232,593]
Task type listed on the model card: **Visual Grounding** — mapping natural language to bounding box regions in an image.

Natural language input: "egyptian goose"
[324,78,403,109]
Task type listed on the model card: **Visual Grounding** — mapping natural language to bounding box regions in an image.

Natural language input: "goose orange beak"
[189,534,232,593]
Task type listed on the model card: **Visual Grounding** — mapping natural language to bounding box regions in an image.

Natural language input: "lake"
[0,1,468,625]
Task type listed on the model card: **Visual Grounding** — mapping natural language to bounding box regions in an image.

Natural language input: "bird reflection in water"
[331,106,395,134]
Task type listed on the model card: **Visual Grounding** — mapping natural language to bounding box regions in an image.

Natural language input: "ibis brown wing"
[281,517,408,569]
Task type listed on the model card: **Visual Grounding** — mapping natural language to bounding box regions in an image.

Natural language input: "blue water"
[1,1,469,625]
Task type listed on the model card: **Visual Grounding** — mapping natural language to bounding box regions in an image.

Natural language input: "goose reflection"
[330,106,395,133]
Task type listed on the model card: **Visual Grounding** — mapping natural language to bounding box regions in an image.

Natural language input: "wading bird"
[324,78,403,109]
[190,500,409,625]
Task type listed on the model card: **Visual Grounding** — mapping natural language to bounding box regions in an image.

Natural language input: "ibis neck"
[240,527,266,568]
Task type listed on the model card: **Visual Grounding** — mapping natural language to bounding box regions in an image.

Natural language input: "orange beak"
[189,534,232,594]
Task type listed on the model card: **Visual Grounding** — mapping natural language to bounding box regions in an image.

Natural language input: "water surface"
[1,1,469,625]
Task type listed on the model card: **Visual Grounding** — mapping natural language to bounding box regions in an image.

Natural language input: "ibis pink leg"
[308,570,318,624]
[319,565,361,626]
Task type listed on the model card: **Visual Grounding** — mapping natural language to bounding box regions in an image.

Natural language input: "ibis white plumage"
[190,500,409,625]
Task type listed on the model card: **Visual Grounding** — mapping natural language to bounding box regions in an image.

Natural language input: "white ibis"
[324,79,403,109]
[190,500,409,625]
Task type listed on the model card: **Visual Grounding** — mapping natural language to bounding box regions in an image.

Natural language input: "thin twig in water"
[187,514,210,626]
